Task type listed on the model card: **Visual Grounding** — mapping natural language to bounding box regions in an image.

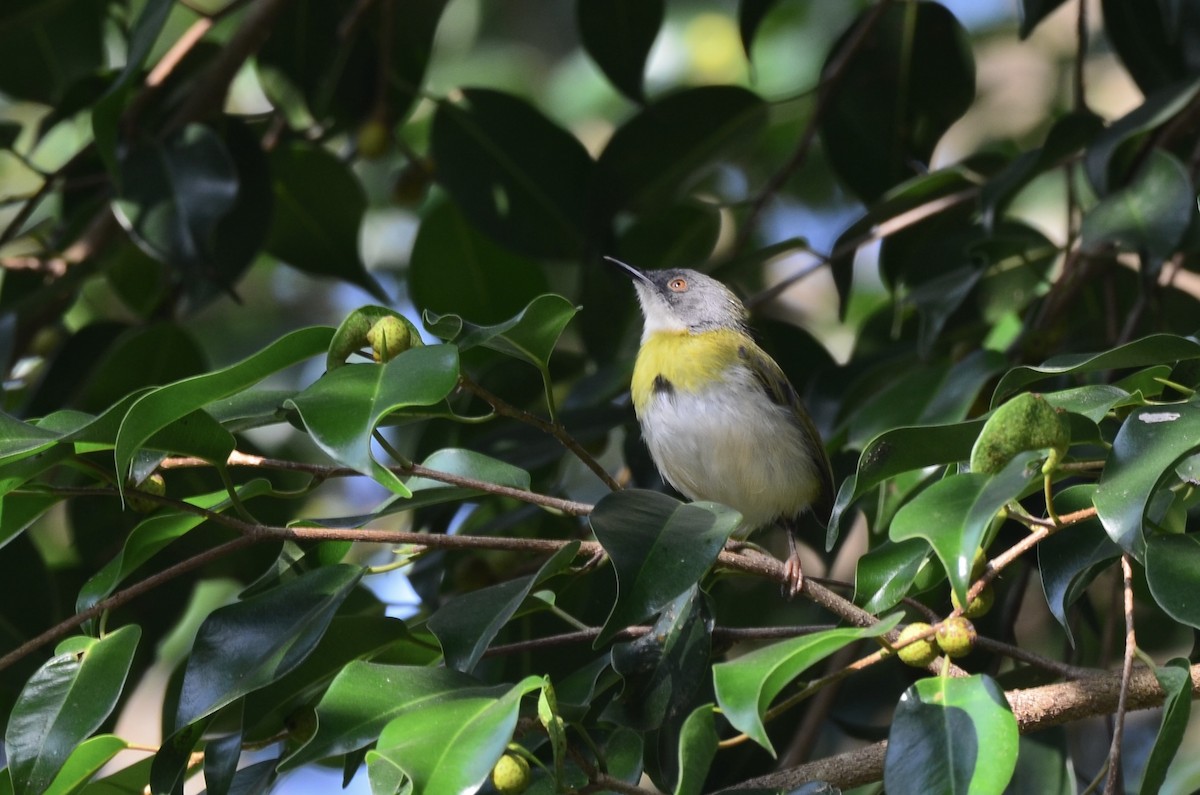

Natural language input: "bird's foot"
[783,533,805,599]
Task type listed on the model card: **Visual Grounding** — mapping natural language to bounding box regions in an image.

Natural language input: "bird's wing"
[739,343,836,525]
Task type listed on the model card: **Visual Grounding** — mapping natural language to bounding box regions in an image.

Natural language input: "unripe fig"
[127,473,166,513]
[356,119,392,159]
[951,583,995,618]
[896,623,939,668]
[970,393,1069,474]
[366,315,413,362]
[935,616,978,658]
[491,753,531,795]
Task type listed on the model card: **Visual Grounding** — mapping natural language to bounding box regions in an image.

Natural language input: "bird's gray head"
[605,257,749,337]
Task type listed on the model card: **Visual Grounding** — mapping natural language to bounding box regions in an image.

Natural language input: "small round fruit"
[896,623,939,668]
[971,548,988,580]
[951,583,995,618]
[356,119,392,159]
[366,315,413,362]
[935,616,978,658]
[127,473,166,513]
[491,753,531,795]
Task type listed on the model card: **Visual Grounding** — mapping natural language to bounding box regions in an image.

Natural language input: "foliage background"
[1,0,1200,794]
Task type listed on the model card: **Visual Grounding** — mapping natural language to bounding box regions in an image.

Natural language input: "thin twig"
[457,377,621,492]
[484,623,836,659]
[974,635,1098,680]
[1103,554,1137,795]
[1074,0,1089,112]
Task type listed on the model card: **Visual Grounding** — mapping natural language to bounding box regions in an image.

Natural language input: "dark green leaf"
[1081,150,1196,264]
[428,541,579,673]
[265,142,386,301]
[1094,403,1200,556]
[6,626,140,795]
[114,326,333,484]
[409,201,548,324]
[1145,533,1200,628]
[431,89,593,258]
[616,203,722,271]
[855,538,933,613]
[1100,0,1197,94]
[368,675,545,795]
[1017,0,1071,37]
[0,0,105,105]
[891,453,1040,607]
[285,344,460,494]
[577,0,664,102]
[1042,384,1131,423]
[992,334,1200,405]
[739,0,781,55]
[884,674,1018,795]
[175,564,363,728]
[593,86,767,215]
[712,616,899,756]
[1139,658,1193,793]
[818,3,975,201]
[590,489,741,645]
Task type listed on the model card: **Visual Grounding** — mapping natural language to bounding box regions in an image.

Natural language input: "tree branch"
[1103,554,1137,795]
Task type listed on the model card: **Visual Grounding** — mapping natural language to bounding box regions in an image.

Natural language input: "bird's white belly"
[638,370,820,531]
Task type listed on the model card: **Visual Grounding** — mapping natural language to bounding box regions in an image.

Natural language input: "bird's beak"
[603,256,654,286]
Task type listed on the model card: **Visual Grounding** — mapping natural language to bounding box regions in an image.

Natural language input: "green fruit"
[356,119,392,159]
[127,473,166,513]
[971,548,988,580]
[935,616,978,658]
[951,583,995,618]
[366,315,414,362]
[895,623,939,668]
[491,753,531,795]
[970,392,1069,474]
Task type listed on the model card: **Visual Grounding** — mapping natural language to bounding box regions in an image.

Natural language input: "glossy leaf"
[6,626,140,795]
[175,564,363,728]
[1081,150,1196,265]
[265,142,386,301]
[578,0,664,102]
[991,334,1200,405]
[1100,0,1198,94]
[1037,486,1121,645]
[1094,403,1200,557]
[114,326,333,483]
[855,538,933,613]
[409,201,548,324]
[818,2,974,201]
[431,89,593,258]
[369,675,545,795]
[42,735,127,795]
[890,453,1040,607]
[77,481,275,613]
[884,674,1018,795]
[1139,658,1193,794]
[1041,384,1131,423]
[590,489,741,645]
[285,344,460,494]
[673,704,717,795]
[112,124,239,279]
[713,616,898,756]
[1145,533,1200,628]
[428,541,579,673]
[593,86,767,215]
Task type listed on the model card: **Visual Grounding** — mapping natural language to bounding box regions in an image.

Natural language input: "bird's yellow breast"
[631,328,746,412]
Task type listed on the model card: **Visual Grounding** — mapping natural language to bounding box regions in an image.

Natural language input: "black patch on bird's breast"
[653,374,674,396]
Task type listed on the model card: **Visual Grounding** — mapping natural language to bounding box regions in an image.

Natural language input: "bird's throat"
[631,329,745,412]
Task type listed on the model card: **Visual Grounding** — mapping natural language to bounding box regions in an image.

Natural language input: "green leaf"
[1145,533,1200,628]
[1041,384,1132,423]
[818,2,974,201]
[1100,0,1198,94]
[43,735,127,795]
[829,420,985,538]
[113,325,333,483]
[616,203,722,271]
[369,675,545,795]
[327,305,424,370]
[77,481,275,613]
[1037,486,1121,645]
[593,86,767,215]
[428,541,579,673]
[265,141,386,301]
[590,490,741,645]
[0,410,63,465]
[0,0,106,105]
[281,663,480,770]
[1081,150,1196,265]
[991,334,1200,405]
[1094,403,1200,557]
[577,0,664,103]
[890,453,1040,607]
[673,704,717,795]
[409,201,548,324]
[1017,0,1071,37]
[739,0,781,55]
[431,89,593,258]
[855,538,933,613]
[884,674,1018,795]
[6,626,140,795]
[112,124,239,280]
[712,616,899,756]
[285,344,460,494]
[175,564,363,728]
[425,294,577,416]
[1139,658,1193,793]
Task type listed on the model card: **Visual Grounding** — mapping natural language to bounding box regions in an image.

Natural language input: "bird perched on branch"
[608,257,834,596]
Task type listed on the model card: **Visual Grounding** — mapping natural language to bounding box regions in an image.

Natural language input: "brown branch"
[484,623,837,659]
[722,663,1200,792]
[1073,0,1089,112]
[1104,554,1137,795]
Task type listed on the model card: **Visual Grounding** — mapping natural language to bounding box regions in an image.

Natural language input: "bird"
[607,256,834,597]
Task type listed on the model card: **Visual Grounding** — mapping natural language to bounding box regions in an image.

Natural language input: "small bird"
[607,257,834,597]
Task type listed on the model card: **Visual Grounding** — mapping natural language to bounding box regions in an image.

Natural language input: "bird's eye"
[668,277,688,292]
